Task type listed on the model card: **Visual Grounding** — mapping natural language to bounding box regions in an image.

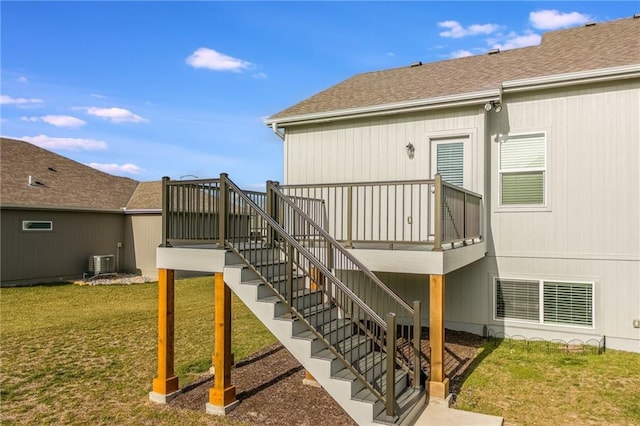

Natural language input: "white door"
[429,139,467,238]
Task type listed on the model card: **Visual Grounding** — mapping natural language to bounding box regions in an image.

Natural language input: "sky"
[1,1,637,190]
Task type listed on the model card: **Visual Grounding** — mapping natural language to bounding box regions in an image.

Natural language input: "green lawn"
[0,277,275,425]
[454,340,640,425]
[1,278,639,425]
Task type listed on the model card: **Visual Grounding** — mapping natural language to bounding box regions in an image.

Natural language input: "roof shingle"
[269,17,640,120]
[1,137,140,210]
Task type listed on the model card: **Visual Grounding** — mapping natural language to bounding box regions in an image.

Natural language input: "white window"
[499,132,546,206]
[494,278,594,328]
[22,220,53,231]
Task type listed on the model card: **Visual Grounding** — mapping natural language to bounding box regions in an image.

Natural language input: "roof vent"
[634,13,640,19]
[48,167,57,172]
[410,61,422,67]
[585,21,596,27]
[487,49,500,55]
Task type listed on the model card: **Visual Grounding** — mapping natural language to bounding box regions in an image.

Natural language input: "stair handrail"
[270,181,415,318]
[224,176,388,329]
[269,181,426,397]
[223,175,399,410]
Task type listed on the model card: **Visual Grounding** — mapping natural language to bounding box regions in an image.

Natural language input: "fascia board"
[265,89,501,127]
[502,64,640,93]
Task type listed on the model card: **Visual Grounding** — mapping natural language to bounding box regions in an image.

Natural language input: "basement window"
[22,220,53,231]
[494,278,594,328]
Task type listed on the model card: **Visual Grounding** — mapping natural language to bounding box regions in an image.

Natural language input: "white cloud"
[438,20,499,38]
[88,162,145,175]
[492,32,542,50]
[186,47,252,72]
[451,50,474,58]
[90,93,108,99]
[21,115,86,128]
[21,134,107,151]
[385,52,396,57]
[1,94,44,105]
[17,76,28,83]
[252,72,268,79]
[530,10,592,30]
[83,107,148,123]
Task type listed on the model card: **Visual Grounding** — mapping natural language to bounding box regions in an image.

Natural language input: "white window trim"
[493,276,595,330]
[496,130,550,212]
[22,220,53,231]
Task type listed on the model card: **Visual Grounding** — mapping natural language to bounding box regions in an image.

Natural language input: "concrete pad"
[206,400,240,415]
[413,401,503,426]
[148,390,181,404]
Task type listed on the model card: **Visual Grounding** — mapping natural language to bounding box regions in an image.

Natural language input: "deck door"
[429,139,466,238]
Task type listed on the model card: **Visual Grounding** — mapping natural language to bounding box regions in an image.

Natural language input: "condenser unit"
[89,255,116,274]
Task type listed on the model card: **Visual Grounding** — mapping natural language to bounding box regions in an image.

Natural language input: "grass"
[2,279,639,425]
[0,277,276,425]
[454,339,640,426]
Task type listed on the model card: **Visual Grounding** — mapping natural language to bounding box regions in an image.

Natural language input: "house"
[0,137,163,285]
[150,17,639,425]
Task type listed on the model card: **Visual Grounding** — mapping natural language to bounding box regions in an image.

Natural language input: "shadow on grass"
[450,338,500,395]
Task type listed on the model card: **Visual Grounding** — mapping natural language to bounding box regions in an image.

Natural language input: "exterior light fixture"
[406,142,415,159]
[484,101,502,113]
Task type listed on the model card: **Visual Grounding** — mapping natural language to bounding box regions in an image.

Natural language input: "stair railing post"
[413,300,422,389]
[433,174,442,251]
[160,176,172,247]
[219,173,229,248]
[286,242,294,309]
[266,181,276,247]
[346,185,353,248]
[386,313,397,417]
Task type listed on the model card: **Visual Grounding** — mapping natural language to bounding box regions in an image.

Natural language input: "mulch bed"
[170,329,485,425]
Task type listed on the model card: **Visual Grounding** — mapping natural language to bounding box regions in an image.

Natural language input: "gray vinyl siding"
[123,214,162,279]
[0,209,126,286]
[284,106,485,195]
[488,80,640,259]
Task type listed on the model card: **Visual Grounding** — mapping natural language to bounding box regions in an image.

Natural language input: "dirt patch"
[170,329,485,424]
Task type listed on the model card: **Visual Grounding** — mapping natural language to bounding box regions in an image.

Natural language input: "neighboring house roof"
[0,137,144,211]
[268,17,640,123]
[126,181,163,210]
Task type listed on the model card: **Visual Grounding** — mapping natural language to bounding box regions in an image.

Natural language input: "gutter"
[502,64,640,93]
[264,89,502,127]
[271,122,285,140]
[0,204,161,215]
[0,204,125,214]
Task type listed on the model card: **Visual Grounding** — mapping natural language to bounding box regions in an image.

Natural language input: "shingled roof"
[268,17,640,121]
[1,137,141,211]
[126,181,163,210]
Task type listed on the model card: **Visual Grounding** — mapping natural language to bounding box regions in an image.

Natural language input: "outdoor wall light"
[484,101,502,113]
[406,142,415,159]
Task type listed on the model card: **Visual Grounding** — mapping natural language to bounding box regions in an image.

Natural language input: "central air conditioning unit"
[89,255,116,274]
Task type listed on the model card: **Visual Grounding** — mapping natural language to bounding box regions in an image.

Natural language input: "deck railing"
[161,175,482,250]
[278,175,482,251]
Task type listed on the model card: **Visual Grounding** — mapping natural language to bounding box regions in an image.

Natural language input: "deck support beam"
[206,272,239,415]
[149,268,179,403]
[428,274,449,400]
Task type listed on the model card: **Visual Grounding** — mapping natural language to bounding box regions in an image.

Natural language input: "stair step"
[336,335,371,358]
[351,368,406,402]
[300,303,339,328]
[373,387,425,425]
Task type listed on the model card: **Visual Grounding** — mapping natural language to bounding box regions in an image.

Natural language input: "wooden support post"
[149,268,179,403]
[206,272,239,415]
[302,370,321,388]
[428,274,449,400]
